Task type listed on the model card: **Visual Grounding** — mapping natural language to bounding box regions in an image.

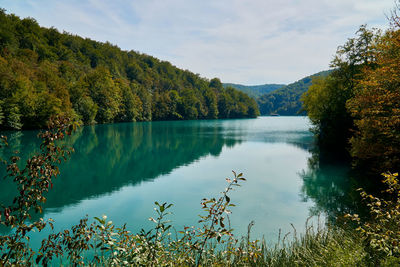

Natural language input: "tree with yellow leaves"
[347,25,400,173]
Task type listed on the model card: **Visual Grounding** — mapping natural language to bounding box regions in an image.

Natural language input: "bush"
[347,172,400,261]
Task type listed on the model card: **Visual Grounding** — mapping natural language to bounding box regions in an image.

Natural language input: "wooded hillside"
[257,70,331,115]
[222,83,285,98]
[0,9,259,129]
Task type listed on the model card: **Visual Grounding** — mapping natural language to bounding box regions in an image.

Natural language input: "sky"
[0,0,395,85]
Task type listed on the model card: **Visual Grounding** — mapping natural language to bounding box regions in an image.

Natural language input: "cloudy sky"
[0,0,395,84]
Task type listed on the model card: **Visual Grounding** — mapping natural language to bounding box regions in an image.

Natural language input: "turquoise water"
[0,117,353,246]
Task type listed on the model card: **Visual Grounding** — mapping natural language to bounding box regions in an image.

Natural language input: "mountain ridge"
[222,83,286,98]
[223,70,332,116]
[257,70,332,115]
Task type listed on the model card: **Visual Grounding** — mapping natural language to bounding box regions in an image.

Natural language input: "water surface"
[0,117,353,245]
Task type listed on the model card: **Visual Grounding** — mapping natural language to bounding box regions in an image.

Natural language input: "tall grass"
[90,220,368,266]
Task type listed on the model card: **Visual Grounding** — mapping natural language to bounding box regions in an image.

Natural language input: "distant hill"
[257,70,332,116]
[223,83,285,98]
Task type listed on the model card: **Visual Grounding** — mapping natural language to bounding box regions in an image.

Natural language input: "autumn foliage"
[347,28,400,173]
[303,19,399,174]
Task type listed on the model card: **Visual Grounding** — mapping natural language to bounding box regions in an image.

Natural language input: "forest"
[222,83,285,98]
[0,9,259,130]
[257,70,331,116]
[302,24,399,175]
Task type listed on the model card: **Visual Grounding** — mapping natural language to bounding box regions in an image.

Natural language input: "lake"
[0,116,355,246]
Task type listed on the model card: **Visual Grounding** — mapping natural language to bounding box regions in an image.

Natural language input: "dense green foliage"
[222,83,285,98]
[302,23,399,173]
[257,70,331,115]
[0,9,259,129]
[302,26,376,155]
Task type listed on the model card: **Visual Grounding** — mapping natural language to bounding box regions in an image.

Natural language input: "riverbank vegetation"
[302,21,399,174]
[297,5,400,264]
[0,9,258,130]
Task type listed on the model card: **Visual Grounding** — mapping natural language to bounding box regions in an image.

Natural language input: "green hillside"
[0,10,259,130]
[223,83,285,98]
[257,70,332,115]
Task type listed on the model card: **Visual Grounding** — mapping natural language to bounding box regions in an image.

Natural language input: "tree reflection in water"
[299,148,379,224]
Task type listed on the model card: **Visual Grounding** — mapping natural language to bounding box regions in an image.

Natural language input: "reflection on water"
[44,121,242,210]
[0,118,313,211]
[0,117,358,243]
[299,150,375,224]
[0,121,240,210]
[299,154,361,223]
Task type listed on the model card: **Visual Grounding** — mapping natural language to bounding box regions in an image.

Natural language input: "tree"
[75,96,98,124]
[115,79,142,122]
[6,104,22,130]
[165,90,183,120]
[86,67,121,123]
[302,26,378,153]
[209,78,223,90]
[204,88,218,119]
[217,90,234,118]
[347,28,400,173]
[0,100,4,125]
[178,89,201,120]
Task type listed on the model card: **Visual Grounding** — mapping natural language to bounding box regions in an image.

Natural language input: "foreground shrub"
[347,172,400,263]
[0,117,76,265]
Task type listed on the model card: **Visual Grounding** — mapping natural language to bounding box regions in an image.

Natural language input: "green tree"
[302,26,378,153]
[86,67,121,123]
[217,90,234,118]
[6,104,22,130]
[75,96,98,124]
[204,88,218,119]
[0,100,4,125]
[134,84,152,121]
[116,79,141,122]
[209,78,223,90]
[179,89,199,120]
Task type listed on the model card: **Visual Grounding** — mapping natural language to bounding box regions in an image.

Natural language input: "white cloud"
[0,0,395,84]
